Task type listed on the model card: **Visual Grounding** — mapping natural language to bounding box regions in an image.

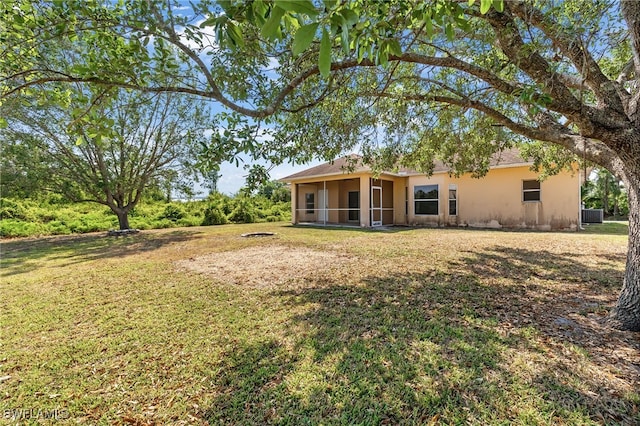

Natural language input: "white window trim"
[414,184,439,216]
[522,180,541,202]
[448,184,458,216]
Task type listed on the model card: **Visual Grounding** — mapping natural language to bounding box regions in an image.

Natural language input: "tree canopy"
[1,88,209,229]
[1,0,639,330]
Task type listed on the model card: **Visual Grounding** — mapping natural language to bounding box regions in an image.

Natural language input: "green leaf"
[468,0,476,5]
[319,28,331,78]
[492,0,504,13]
[480,0,492,14]
[340,16,350,53]
[226,21,244,48]
[199,16,217,28]
[292,22,318,55]
[387,39,402,56]
[218,0,233,11]
[423,9,433,38]
[445,22,454,40]
[378,49,389,67]
[75,136,84,146]
[339,9,359,26]
[261,5,285,40]
[274,0,318,17]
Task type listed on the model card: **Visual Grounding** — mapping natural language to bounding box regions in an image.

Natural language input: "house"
[281,148,581,231]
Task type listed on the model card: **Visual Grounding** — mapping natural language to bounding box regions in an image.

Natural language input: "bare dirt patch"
[176,244,353,288]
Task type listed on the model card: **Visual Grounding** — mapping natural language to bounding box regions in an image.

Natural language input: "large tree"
[1,89,209,229]
[1,0,639,330]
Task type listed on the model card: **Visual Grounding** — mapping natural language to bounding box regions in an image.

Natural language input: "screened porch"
[293,178,394,227]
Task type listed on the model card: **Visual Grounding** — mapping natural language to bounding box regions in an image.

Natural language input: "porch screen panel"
[348,191,360,221]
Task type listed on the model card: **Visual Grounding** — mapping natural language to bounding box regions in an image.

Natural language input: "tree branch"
[367,89,623,173]
[508,0,628,116]
[483,7,629,135]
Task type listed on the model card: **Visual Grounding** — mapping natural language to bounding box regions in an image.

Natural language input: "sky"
[168,3,326,195]
[214,157,323,195]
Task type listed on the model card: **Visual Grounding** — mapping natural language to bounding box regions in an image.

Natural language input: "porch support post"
[359,176,370,227]
[291,183,298,224]
[323,180,327,226]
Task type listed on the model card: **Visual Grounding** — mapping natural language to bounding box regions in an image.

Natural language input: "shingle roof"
[281,147,531,181]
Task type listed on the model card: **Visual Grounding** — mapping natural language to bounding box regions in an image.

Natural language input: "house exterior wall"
[287,165,579,231]
[406,165,580,230]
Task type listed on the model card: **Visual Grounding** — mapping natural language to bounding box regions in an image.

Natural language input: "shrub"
[0,220,45,238]
[154,219,175,229]
[202,205,228,226]
[227,198,257,223]
[159,204,186,222]
[177,217,202,227]
[0,198,34,221]
[46,220,71,235]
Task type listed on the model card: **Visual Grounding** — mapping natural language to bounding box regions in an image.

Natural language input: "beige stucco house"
[281,148,581,231]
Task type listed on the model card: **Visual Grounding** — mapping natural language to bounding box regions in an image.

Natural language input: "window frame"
[522,180,541,202]
[448,184,457,216]
[414,184,439,216]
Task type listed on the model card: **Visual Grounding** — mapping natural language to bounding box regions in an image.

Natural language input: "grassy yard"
[1,223,638,425]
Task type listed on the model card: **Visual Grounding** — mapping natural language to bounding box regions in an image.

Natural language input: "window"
[448,184,457,216]
[305,193,315,213]
[523,180,541,202]
[414,185,439,215]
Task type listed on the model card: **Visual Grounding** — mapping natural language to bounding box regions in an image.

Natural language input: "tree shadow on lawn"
[0,229,203,276]
[204,247,638,424]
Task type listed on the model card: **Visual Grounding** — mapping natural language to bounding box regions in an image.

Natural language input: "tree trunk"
[609,181,640,331]
[115,209,130,230]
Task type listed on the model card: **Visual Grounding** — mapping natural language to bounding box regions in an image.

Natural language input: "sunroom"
[291,176,396,227]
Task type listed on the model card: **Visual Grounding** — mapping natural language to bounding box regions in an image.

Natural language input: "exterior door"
[371,186,382,226]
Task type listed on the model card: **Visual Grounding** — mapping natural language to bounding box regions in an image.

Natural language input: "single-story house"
[281,148,581,231]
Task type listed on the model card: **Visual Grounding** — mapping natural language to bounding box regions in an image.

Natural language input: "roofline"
[281,161,535,182]
[281,169,394,182]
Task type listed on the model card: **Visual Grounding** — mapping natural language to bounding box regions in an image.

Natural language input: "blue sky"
[214,157,323,195]
[168,2,326,195]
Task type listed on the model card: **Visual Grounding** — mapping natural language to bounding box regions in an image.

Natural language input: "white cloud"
[176,18,217,55]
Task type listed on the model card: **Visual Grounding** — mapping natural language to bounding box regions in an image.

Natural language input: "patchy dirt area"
[176,244,354,288]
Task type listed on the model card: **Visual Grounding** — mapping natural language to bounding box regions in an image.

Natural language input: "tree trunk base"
[607,308,640,332]
[107,229,140,237]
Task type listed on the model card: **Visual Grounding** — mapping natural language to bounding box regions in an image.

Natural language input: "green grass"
[1,223,638,424]
[580,220,629,235]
